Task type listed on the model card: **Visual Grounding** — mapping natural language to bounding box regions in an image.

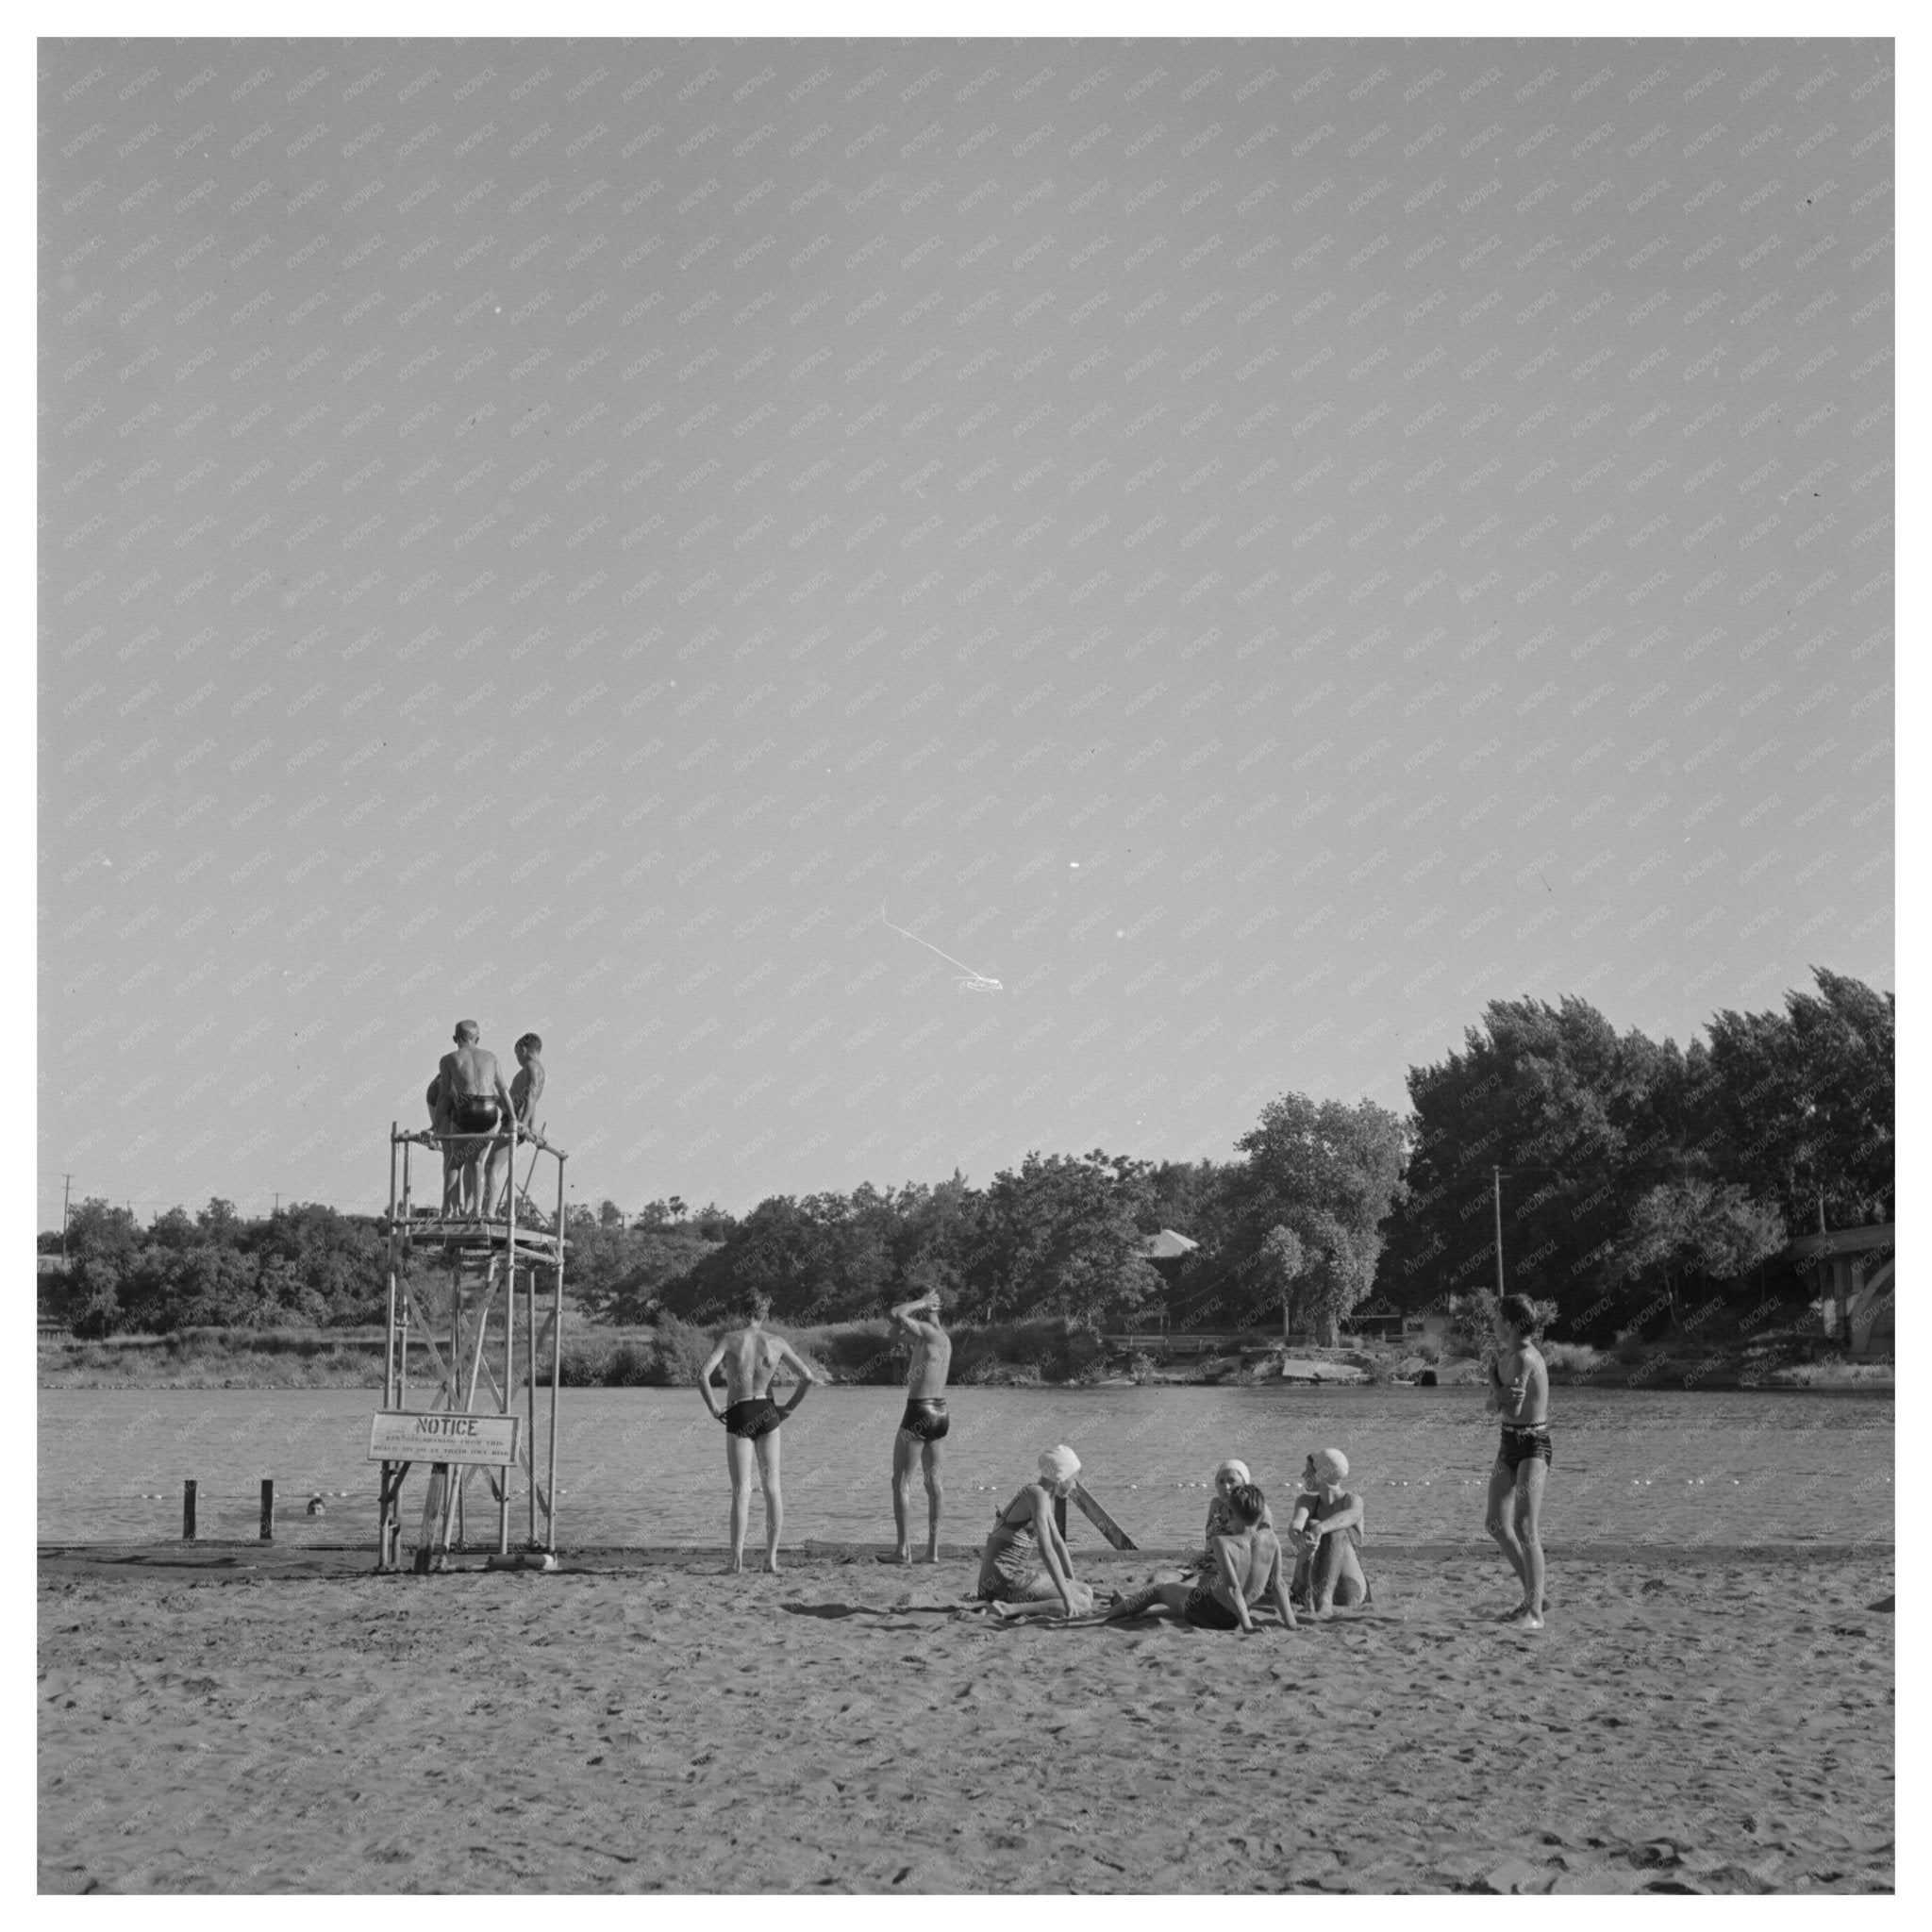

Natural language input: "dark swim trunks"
[1500,1423,1554,1471]
[899,1396,950,1441]
[1180,1584,1241,1631]
[723,1397,786,1440]
[450,1095,503,1134]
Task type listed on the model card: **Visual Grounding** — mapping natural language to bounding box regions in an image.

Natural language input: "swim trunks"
[723,1397,786,1440]
[450,1095,503,1135]
[1180,1584,1241,1631]
[1499,1423,1554,1471]
[899,1396,950,1441]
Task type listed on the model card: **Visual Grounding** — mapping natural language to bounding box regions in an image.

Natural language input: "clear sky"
[38,35,1893,1231]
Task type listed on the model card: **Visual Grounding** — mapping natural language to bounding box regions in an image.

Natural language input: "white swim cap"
[1039,1445,1081,1486]
[1215,1459,1252,1488]
[1312,1447,1350,1481]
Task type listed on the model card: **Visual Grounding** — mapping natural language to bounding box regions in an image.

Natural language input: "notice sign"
[369,1410,521,1466]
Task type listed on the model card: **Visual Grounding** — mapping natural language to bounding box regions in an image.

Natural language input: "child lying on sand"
[1190,1457,1274,1578]
[1105,1484,1296,1634]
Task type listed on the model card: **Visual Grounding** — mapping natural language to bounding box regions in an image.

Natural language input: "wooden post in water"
[1054,1492,1067,1541]
[259,1478,275,1541]
[182,1479,197,1541]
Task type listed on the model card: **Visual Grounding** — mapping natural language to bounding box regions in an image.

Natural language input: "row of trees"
[558,1100,1407,1343]
[43,969,1890,1347]
[46,1199,390,1337]
[1380,968,1892,1340]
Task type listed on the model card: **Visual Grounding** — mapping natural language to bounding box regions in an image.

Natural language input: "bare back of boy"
[699,1321,816,1574]
[716,1326,789,1406]
[1210,1525,1284,1608]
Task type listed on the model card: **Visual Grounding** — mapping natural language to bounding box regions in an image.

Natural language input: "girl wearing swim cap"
[974,1446,1093,1620]
[1291,1447,1370,1616]
[1192,1458,1274,1579]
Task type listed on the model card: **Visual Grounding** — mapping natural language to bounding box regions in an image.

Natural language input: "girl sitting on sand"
[975,1446,1095,1621]
[1107,1483,1295,1633]
[1191,1458,1274,1576]
[1289,1448,1372,1616]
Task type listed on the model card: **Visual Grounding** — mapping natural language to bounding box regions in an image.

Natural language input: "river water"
[38,1385,1892,1551]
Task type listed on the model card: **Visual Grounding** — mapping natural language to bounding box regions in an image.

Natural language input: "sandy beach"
[39,1540,1891,1893]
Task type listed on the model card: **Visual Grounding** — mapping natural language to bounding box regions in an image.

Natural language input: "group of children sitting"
[974,1444,1368,1633]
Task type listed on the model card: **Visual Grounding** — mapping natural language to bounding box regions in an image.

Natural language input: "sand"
[39,1541,1892,1894]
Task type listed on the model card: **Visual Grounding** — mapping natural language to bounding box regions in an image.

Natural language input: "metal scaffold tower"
[374,1119,570,1574]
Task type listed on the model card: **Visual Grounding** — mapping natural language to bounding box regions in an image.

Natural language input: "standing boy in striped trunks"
[1484,1292,1552,1630]
[887,1287,952,1564]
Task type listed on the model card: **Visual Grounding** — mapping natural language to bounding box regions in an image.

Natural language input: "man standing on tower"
[426,1020,514,1219]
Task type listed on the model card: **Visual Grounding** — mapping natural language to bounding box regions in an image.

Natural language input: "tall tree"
[1380,997,1691,1337]
[1705,968,1895,1229]
[1617,1179,1788,1325]
[1229,1094,1408,1343]
[964,1150,1157,1326]
[1257,1224,1306,1339]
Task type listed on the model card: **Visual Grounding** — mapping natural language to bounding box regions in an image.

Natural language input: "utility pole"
[60,1174,73,1262]
[1491,1164,1563,1306]
[1492,1166,1506,1298]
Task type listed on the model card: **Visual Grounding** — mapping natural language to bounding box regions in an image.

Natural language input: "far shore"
[38,1323,1891,1394]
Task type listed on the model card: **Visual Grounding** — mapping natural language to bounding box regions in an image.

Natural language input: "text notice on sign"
[368,1410,521,1466]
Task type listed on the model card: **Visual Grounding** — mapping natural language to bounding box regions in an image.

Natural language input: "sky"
[37,34,1894,1232]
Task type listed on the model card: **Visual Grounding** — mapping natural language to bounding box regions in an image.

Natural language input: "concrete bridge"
[1790,1222,1893,1358]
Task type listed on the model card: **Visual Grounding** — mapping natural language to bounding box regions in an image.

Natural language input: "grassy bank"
[38,1327,391,1391]
[34,1316,1107,1391]
[39,1319,1890,1392]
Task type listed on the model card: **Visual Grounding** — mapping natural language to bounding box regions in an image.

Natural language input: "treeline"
[44,1200,390,1338]
[44,970,1890,1349]
[1380,967,1892,1341]
[575,969,1891,1346]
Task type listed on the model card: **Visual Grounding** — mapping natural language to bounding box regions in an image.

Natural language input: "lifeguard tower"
[373,1117,570,1574]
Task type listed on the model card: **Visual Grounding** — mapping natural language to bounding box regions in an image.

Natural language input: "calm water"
[38,1385,1891,1550]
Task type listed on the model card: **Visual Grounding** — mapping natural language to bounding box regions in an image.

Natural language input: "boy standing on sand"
[1484,1292,1552,1630]
[698,1293,820,1574]
[887,1288,952,1564]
